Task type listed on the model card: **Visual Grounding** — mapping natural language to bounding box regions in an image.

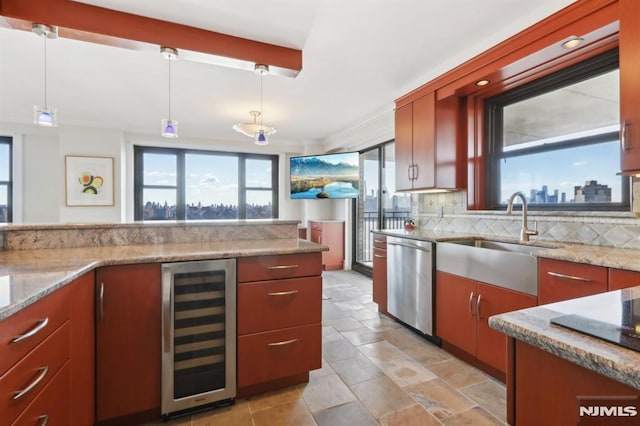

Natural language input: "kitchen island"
[490,288,640,425]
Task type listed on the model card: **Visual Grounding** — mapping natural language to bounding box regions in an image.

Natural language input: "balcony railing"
[359,210,410,264]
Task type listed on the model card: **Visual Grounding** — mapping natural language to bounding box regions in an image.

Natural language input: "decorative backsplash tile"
[413,189,640,249]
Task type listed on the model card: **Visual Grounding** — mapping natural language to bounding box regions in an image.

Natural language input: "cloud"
[145,171,176,177]
[200,176,220,185]
[572,160,588,167]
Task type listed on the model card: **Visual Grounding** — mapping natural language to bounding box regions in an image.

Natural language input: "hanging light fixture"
[32,23,58,127]
[233,63,276,144]
[160,47,179,138]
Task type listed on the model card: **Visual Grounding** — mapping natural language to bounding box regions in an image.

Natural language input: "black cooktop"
[551,297,640,353]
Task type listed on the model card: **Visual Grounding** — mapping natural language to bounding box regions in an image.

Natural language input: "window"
[485,50,629,211]
[0,137,12,223]
[134,146,278,220]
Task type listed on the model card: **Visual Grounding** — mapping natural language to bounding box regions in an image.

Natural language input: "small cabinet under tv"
[308,220,344,270]
[289,152,359,200]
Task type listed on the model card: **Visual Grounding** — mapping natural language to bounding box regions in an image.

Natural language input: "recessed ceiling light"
[561,37,584,49]
[475,79,490,87]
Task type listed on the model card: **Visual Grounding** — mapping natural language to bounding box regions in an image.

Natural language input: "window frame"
[0,136,12,223]
[134,145,278,221]
[484,49,629,211]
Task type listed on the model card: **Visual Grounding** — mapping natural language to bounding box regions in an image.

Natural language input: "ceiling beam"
[0,0,303,77]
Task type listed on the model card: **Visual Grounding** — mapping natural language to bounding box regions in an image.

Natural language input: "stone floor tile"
[358,340,408,365]
[404,378,475,420]
[329,350,384,385]
[313,401,378,426]
[191,400,253,426]
[460,379,507,423]
[247,384,302,413]
[350,375,416,419]
[378,357,438,388]
[379,404,442,426]
[359,315,402,332]
[340,326,383,346]
[322,334,361,363]
[301,373,357,413]
[251,399,317,426]
[310,357,336,379]
[329,316,363,331]
[441,406,504,425]
[426,357,488,389]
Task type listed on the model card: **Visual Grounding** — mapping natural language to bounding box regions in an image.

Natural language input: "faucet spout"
[506,191,538,242]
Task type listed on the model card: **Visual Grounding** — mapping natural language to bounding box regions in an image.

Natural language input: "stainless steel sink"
[436,239,554,296]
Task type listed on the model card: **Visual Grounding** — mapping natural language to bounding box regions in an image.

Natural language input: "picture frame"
[65,155,115,207]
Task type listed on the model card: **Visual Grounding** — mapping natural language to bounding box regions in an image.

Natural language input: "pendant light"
[32,23,58,127]
[233,64,276,144]
[160,47,179,138]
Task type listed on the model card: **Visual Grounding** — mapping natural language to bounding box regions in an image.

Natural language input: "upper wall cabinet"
[619,0,640,174]
[394,92,465,191]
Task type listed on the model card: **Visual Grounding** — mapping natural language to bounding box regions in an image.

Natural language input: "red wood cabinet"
[538,258,608,305]
[372,234,388,314]
[394,102,414,191]
[435,271,536,375]
[620,0,640,174]
[237,253,322,395]
[95,264,161,422]
[609,268,640,291]
[513,339,638,425]
[308,220,344,270]
[13,362,71,426]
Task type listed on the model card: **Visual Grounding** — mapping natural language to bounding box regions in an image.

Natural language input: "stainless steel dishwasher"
[387,236,434,336]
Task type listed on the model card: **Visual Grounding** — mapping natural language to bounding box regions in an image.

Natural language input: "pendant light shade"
[32,23,58,127]
[233,64,276,145]
[160,47,179,138]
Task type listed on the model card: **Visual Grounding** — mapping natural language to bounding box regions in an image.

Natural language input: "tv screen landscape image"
[290,152,359,199]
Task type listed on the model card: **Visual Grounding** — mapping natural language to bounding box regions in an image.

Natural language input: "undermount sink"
[436,238,556,296]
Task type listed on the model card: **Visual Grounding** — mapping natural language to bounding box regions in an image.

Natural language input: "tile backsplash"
[412,178,640,249]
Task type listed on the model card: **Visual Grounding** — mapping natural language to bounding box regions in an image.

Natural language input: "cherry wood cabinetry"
[95,264,162,422]
[237,253,322,396]
[609,268,640,291]
[512,339,637,425]
[372,233,388,314]
[538,259,608,305]
[309,220,344,270]
[0,272,94,426]
[619,0,640,174]
[436,271,536,376]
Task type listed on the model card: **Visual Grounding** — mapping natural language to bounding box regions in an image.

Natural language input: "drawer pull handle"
[14,366,49,400]
[12,318,49,343]
[38,415,49,426]
[547,271,592,282]
[373,239,386,243]
[373,254,386,258]
[267,338,298,347]
[267,265,298,271]
[268,290,299,297]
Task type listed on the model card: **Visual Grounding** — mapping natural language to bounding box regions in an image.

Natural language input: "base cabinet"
[609,268,640,291]
[538,258,607,304]
[237,253,322,395]
[95,264,162,422]
[309,220,344,270]
[436,271,536,375]
[372,234,388,314]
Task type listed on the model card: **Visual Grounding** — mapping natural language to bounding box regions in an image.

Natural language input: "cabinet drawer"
[609,268,640,291]
[373,235,387,249]
[12,361,70,426]
[238,323,321,387]
[538,259,608,305]
[0,286,70,376]
[309,221,323,231]
[0,322,70,425]
[238,277,322,334]
[237,253,322,282]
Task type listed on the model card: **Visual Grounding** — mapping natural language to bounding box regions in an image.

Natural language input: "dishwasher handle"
[387,241,431,252]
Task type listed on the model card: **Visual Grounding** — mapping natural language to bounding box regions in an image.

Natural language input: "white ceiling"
[0,0,576,149]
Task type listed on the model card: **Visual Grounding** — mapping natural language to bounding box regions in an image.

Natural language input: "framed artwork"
[65,155,115,206]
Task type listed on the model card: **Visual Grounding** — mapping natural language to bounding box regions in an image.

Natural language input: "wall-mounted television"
[290,152,359,199]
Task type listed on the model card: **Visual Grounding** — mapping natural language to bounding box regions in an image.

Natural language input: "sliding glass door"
[354,141,411,271]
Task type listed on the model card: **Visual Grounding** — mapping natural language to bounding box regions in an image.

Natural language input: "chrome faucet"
[506,191,538,242]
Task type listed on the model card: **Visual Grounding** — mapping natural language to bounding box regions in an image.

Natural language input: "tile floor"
[155,270,507,426]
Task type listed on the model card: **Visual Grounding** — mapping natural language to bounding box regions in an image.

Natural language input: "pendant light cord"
[259,72,263,131]
[43,36,48,108]
[168,56,172,121]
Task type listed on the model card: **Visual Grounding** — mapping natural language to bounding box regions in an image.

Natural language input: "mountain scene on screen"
[290,155,359,199]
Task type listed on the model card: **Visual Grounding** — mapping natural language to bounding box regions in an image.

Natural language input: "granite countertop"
[372,229,640,272]
[0,238,325,321]
[489,287,640,390]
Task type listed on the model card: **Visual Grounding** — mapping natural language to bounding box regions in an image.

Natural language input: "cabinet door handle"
[267,338,298,347]
[413,163,419,180]
[476,294,482,320]
[468,291,475,318]
[99,282,105,321]
[38,415,49,426]
[12,317,49,343]
[408,165,412,181]
[267,264,298,271]
[547,271,592,282]
[621,120,629,151]
[14,366,48,400]
[268,290,299,297]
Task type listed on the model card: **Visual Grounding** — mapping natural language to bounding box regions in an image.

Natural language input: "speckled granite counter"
[489,287,640,390]
[0,238,325,321]
[372,229,640,272]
